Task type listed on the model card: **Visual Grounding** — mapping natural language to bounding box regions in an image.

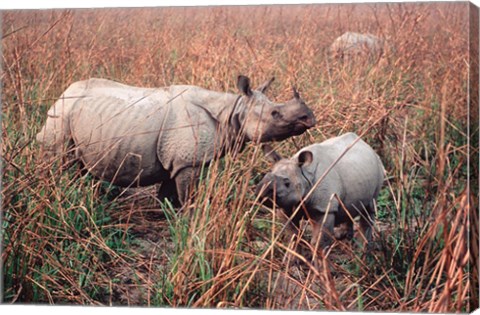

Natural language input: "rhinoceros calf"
[329,32,385,63]
[256,132,384,251]
[36,76,316,204]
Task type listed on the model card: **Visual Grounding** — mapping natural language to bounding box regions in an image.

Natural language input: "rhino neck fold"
[227,95,244,135]
[301,167,314,190]
[189,90,239,122]
[220,95,248,154]
[189,90,248,153]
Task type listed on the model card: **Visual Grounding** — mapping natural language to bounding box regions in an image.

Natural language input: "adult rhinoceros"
[36,75,316,204]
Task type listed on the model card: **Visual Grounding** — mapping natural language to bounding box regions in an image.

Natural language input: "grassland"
[1,2,478,311]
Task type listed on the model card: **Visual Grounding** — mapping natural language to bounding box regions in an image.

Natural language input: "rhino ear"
[257,77,275,94]
[262,144,282,163]
[298,150,313,167]
[237,75,253,97]
[292,86,300,99]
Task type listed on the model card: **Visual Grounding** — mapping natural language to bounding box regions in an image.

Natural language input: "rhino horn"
[256,77,275,94]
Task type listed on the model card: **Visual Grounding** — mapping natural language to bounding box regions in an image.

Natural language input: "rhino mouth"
[292,118,315,133]
[257,191,299,212]
[263,118,315,141]
[286,113,316,134]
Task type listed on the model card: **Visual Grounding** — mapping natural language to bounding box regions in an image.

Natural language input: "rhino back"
[37,78,158,150]
[302,133,384,212]
[75,78,159,100]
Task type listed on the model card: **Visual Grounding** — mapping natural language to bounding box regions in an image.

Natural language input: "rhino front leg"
[279,208,307,263]
[174,166,201,205]
[334,221,354,241]
[359,201,376,250]
[311,212,336,252]
[157,179,180,207]
[310,213,335,271]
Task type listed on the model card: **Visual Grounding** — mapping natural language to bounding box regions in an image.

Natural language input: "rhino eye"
[299,115,309,121]
[271,110,282,119]
[283,178,291,188]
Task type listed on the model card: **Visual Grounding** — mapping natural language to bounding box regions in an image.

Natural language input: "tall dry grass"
[1,3,477,311]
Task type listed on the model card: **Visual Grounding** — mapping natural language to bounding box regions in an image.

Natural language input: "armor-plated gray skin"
[257,133,384,250]
[36,76,316,204]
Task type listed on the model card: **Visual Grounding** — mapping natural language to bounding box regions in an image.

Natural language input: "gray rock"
[329,32,385,62]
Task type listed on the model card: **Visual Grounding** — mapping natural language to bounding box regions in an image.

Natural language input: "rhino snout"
[256,174,299,208]
[260,111,316,142]
[277,105,316,137]
[256,174,274,198]
[279,105,315,125]
[293,112,316,132]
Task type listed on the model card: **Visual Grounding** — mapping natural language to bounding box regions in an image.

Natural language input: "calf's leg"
[334,221,354,240]
[311,212,336,251]
[310,213,335,271]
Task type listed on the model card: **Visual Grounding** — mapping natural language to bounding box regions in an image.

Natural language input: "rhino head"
[256,146,314,210]
[234,75,316,143]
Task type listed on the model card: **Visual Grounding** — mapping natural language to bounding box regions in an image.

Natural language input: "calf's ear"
[237,75,253,97]
[262,144,282,163]
[298,150,313,167]
[256,77,275,94]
